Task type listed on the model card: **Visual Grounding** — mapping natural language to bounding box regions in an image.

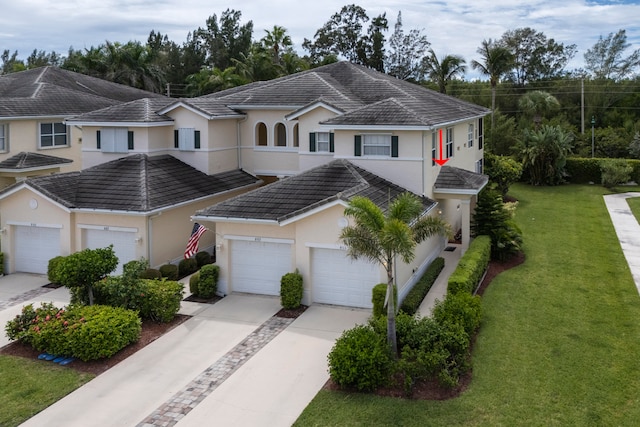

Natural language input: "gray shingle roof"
[67,98,175,123]
[0,66,164,118]
[434,166,489,191]
[196,159,436,222]
[7,154,259,212]
[0,152,72,170]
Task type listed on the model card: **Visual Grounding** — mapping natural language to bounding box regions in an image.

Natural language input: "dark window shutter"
[96,130,101,149]
[329,133,335,153]
[478,118,484,150]
[309,132,316,152]
[127,131,134,150]
[195,130,201,149]
[391,135,399,157]
[174,129,179,148]
[354,135,362,156]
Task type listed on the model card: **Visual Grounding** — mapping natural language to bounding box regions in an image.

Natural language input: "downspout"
[237,116,248,170]
[422,131,426,196]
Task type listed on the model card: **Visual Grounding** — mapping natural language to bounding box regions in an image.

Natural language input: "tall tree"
[471,39,514,129]
[195,9,253,70]
[356,13,388,71]
[518,90,560,129]
[385,11,430,81]
[500,27,576,86]
[302,4,369,64]
[340,193,450,355]
[422,49,466,94]
[1,50,25,74]
[584,29,640,81]
[261,25,292,65]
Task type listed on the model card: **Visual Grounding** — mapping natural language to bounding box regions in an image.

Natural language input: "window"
[478,118,484,150]
[445,127,454,158]
[256,122,267,146]
[97,128,133,153]
[0,123,7,152]
[468,123,474,148]
[275,123,287,147]
[174,128,200,151]
[431,132,437,166]
[476,158,484,174]
[354,134,399,157]
[293,123,299,148]
[309,132,334,153]
[40,122,67,148]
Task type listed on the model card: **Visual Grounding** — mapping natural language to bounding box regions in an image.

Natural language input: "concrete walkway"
[418,244,462,317]
[603,192,640,294]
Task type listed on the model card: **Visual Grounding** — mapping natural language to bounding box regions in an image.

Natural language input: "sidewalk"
[417,244,462,317]
[603,192,640,294]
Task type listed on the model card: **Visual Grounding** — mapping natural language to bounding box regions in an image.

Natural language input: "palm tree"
[518,90,560,130]
[471,39,513,129]
[422,49,466,94]
[340,193,451,355]
[261,25,292,65]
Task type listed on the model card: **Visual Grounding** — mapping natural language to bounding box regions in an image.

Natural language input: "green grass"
[295,183,640,426]
[0,355,94,426]
[626,196,640,223]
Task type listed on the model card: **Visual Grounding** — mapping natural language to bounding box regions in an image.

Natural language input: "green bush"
[123,259,148,278]
[400,257,445,315]
[178,258,198,277]
[473,186,523,261]
[280,270,303,309]
[47,256,65,284]
[159,264,178,281]
[447,236,491,295]
[327,324,393,392]
[600,158,632,189]
[139,268,162,280]
[565,157,603,183]
[484,153,523,197]
[5,303,141,361]
[195,251,213,268]
[136,279,184,323]
[371,283,397,318]
[189,272,200,295]
[432,292,483,337]
[198,264,219,299]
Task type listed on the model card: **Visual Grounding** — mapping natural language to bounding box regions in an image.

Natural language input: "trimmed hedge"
[432,291,482,336]
[189,272,200,295]
[139,268,162,280]
[447,236,491,295]
[197,264,219,298]
[565,157,640,184]
[159,264,178,281]
[5,302,141,361]
[178,258,198,277]
[400,257,445,316]
[195,251,213,268]
[371,283,399,318]
[280,271,303,309]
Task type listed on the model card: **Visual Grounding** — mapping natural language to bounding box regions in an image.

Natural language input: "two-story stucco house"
[0,61,489,309]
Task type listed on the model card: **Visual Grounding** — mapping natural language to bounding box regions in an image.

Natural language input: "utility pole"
[581,79,585,134]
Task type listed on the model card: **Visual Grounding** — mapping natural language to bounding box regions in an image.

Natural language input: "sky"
[1,0,639,80]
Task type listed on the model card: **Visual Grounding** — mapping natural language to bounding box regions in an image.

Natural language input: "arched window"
[275,123,287,147]
[293,123,299,148]
[256,122,267,146]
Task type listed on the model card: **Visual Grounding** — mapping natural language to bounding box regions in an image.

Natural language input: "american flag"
[184,223,208,259]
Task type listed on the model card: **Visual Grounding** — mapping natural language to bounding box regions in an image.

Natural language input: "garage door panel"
[312,248,379,308]
[230,240,291,295]
[14,226,61,274]
[83,229,136,275]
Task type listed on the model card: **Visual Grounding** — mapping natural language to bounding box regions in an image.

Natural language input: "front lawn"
[626,195,640,223]
[295,184,640,426]
[0,355,93,427]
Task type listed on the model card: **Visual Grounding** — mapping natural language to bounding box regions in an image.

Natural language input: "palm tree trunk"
[386,262,398,357]
[491,83,496,130]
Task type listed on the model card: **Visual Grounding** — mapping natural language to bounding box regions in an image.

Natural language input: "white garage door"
[14,225,61,274]
[230,240,292,295]
[83,228,137,275]
[312,248,380,308]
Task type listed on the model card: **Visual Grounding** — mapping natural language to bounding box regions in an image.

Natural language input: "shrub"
[5,303,141,361]
[136,279,184,323]
[432,292,483,337]
[600,158,632,189]
[565,157,603,183]
[139,268,162,280]
[159,264,178,281]
[189,272,200,295]
[280,270,303,309]
[484,153,523,197]
[123,259,148,278]
[178,258,198,277]
[198,264,219,299]
[447,236,491,295]
[195,251,213,268]
[327,324,393,392]
[371,283,397,318]
[400,257,445,315]
[47,256,65,284]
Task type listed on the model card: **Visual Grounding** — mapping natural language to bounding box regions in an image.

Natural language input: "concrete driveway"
[0,275,370,427]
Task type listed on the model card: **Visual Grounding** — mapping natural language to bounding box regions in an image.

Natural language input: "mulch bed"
[183,294,223,304]
[0,314,190,376]
[275,305,308,318]
[323,250,526,400]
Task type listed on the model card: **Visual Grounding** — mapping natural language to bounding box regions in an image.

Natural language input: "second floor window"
[468,123,474,148]
[40,122,67,148]
[97,128,133,153]
[363,134,391,156]
[0,123,7,152]
[446,127,454,158]
[174,128,201,151]
[309,132,334,153]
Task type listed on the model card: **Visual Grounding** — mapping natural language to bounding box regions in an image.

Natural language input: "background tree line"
[2,4,640,162]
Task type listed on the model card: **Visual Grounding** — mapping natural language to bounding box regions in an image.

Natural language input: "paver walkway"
[603,192,640,294]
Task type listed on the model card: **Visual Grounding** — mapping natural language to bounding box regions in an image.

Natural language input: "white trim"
[253,147,299,153]
[228,105,300,110]
[158,101,245,120]
[192,216,278,225]
[334,155,424,162]
[7,221,63,229]
[434,187,485,196]
[78,224,138,233]
[285,102,343,120]
[279,199,349,226]
[223,235,294,245]
[324,114,489,132]
[305,242,349,250]
[252,169,298,177]
[64,121,174,127]
[0,184,71,213]
[0,164,68,174]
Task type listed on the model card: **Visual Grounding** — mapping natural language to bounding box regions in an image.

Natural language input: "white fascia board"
[3,115,68,121]
[285,102,343,120]
[433,187,485,197]
[158,102,245,120]
[0,184,72,213]
[191,215,279,225]
[227,105,301,111]
[327,114,490,132]
[278,199,349,226]
[64,121,174,127]
[0,165,68,174]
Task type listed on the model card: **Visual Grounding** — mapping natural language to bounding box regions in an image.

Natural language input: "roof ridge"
[139,154,150,210]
